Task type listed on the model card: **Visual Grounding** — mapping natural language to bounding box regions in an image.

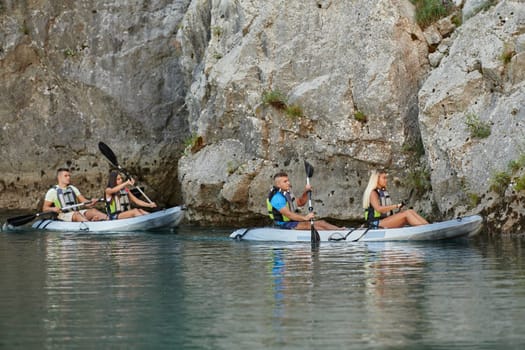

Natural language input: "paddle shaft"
[399,188,414,212]
[6,200,101,227]
[98,142,153,204]
[117,166,153,204]
[306,177,314,218]
[304,161,320,244]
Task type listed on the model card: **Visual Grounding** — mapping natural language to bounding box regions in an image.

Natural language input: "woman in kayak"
[362,169,428,228]
[105,170,157,220]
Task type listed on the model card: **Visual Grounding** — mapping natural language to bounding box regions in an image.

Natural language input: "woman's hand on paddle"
[304,212,315,221]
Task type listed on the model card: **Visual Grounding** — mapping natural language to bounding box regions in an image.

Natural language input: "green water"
[1,216,525,349]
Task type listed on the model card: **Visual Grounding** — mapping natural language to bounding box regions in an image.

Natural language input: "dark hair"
[107,170,120,188]
[57,167,70,174]
[273,172,288,180]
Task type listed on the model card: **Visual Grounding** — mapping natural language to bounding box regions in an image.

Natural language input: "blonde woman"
[362,170,428,228]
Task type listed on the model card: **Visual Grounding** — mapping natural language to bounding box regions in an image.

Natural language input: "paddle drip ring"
[328,232,346,241]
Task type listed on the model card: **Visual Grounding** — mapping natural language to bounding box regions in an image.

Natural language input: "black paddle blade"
[6,211,54,227]
[6,214,36,227]
[98,142,119,167]
[311,225,321,244]
[304,160,314,178]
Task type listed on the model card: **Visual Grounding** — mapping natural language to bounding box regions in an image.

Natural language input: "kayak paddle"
[98,141,154,204]
[6,200,101,227]
[399,188,414,211]
[6,211,56,227]
[304,160,321,244]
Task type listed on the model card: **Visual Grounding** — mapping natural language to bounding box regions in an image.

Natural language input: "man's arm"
[279,206,314,222]
[74,187,98,207]
[43,189,60,213]
[295,184,312,207]
[42,200,60,213]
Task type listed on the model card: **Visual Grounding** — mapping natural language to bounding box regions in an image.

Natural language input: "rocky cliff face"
[0,0,191,207]
[419,1,525,230]
[177,0,431,224]
[177,0,525,232]
[1,0,524,233]
[419,0,525,232]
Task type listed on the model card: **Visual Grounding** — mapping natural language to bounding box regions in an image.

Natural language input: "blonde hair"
[362,170,382,209]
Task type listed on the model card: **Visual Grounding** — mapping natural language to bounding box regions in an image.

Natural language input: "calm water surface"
[1,214,525,349]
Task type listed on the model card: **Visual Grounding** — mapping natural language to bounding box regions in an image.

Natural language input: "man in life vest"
[267,172,345,230]
[42,168,108,222]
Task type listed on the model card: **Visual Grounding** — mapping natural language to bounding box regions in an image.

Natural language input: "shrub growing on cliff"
[405,167,432,195]
[515,175,525,192]
[490,171,511,195]
[262,90,287,110]
[410,0,450,28]
[465,113,491,139]
[506,154,525,192]
[183,134,204,154]
[285,104,303,119]
[467,192,481,208]
[64,48,76,57]
[509,154,525,173]
[263,90,305,119]
[476,0,499,14]
[501,42,516,65]
[354,110,368,123]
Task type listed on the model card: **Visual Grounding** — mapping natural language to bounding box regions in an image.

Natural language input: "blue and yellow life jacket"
[267,187,295,222]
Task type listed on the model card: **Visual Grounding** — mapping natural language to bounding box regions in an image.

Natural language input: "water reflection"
[2,225,525,349]
[271,249,286,311]
[28,233,184,348]
[363,243,428,346]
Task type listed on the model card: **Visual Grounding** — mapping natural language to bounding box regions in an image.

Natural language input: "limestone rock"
[1,0,524,234]
[176,0,429,222]
[419,0,525,233]
[0,0,191,209]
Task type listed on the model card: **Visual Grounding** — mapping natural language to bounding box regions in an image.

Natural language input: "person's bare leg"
[380,213,408,228]
[295,220,345,230]
[314,220,346,230]
[85,209,108,221]
[117,209,146,219]
[72,211,89,222]
[405,209,428,225]
[380,210,428,228]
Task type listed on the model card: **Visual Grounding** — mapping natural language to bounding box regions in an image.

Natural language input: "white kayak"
[29,206,185,233]
[230,215,483,242]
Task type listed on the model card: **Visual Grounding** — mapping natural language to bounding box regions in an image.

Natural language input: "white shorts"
[58,209,88,222]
